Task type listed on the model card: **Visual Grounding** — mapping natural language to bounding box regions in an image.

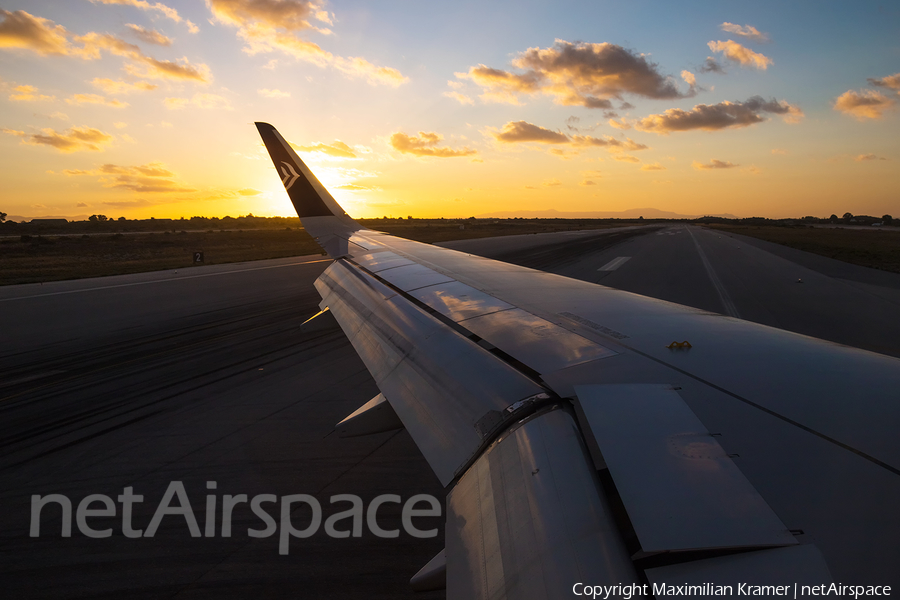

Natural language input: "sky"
[1,0,898,221]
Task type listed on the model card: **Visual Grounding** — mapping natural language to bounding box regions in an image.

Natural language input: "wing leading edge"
[257,124,900,597]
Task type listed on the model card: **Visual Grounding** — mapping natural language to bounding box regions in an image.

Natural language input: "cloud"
[390,132,477,158]
[64,161,195,192]
[331,56,407,87]
[90,0,185,26]
[708,40,772,70]
[457,65,541,104]
[293,140,357,158]
[834,89,895,119]
[4,125,114,152]
[641,163,666,171]
[635,96,803,134]
[258,88,290,98]
[9,84,54,101]
[492,120,648,158]
[614,155,640,163]
[76,202,89,207]
[458,40,695,108]
[125,23,172,46]
[699,57,725,74]
[720,22,769,43]
[693,159,738,170]
[66,93,129,107]
[570,135,647,151]
[868,72,900,90]
[91,78,157,93]
[336,183,376,191]
[102,199,161,207]
[493,121,568,144]
[164,93,232,110]
[771,148,788,155]
[855,154,887,161]
[238,187,262,195]
[681,70,696,88]
[208,0,406,87]
[580,179,597,186]
[0,10,70,55]
[207,0,325,31]
[542,178,561,187]
[444,91,474,105]
[0,12,209,81]
[609,118,631,130]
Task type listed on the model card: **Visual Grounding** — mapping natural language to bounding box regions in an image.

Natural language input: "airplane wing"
[256,123,900,598]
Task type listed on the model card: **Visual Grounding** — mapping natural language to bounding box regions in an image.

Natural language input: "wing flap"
[447,406,638,599]
[576,384,797,553]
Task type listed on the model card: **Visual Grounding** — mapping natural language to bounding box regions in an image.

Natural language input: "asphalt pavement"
[2,227,899,598]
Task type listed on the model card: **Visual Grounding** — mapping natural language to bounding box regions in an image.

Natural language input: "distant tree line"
[0,214,304,234]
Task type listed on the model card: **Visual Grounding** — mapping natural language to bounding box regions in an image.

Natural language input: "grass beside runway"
[707,225,900,274]
[0,219,630,286]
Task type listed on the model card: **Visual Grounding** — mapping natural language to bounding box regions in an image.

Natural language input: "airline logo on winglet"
[280,161,301,190]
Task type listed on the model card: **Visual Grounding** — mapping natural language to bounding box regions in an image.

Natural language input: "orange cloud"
[258,88,290,98]
[9,84,54,101]
[164,93,232,110]
[459,40,695,109]
[855,154,887,162]
[0,10,70,55]
[208,0,406,87]
[635,96,802,134]
[492,121,648,156]
[4,125,114,152]
[493,121,568,144]
[66,93,129,107]
[207,0,325,31]
[614,155,640,163]
[390,132,477,157]
[91,78,157,93]
[641,163,666,171]
[833,89,895,120]
[443,91,474,105]
[64,161,196,192]
[125,23,172,46]
[693,159,738,170]
[720,23,769,43]
[0,12,210,82]
[867,73,900,90]
[292,140,357,158]
[90,0,195,30]
[708,40,772,70]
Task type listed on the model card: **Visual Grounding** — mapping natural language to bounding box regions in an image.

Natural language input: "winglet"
[255,122,361,243]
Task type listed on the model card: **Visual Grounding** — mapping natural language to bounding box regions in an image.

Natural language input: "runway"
[0,257,444,599]
[2,227,899,598]
[441,224,900,358]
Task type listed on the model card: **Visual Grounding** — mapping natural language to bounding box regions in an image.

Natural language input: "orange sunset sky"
[1,1,898,221]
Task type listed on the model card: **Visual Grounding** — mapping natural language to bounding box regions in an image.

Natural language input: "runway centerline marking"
[0,258,333,303]
[598,256,631,271]
[687,228,740,318]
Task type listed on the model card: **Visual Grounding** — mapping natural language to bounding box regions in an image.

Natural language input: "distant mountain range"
[473,208,739,219]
